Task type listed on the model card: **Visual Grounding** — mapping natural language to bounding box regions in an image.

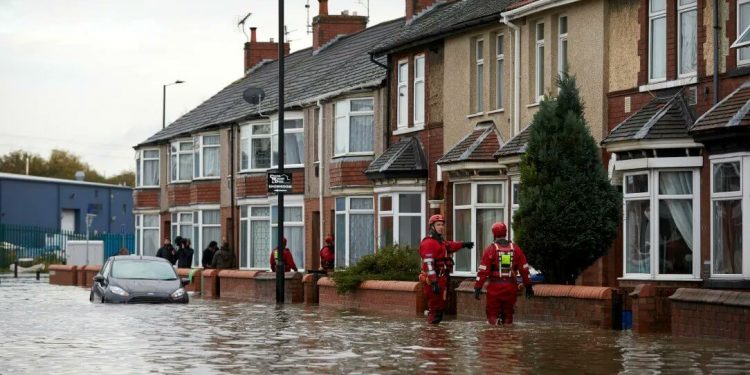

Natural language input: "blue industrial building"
[0,172,133,235]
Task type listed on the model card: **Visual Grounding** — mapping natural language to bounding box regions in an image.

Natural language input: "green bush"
[331,245,421,294]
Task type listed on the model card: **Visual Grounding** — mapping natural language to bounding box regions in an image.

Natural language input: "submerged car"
[89,255,189,304]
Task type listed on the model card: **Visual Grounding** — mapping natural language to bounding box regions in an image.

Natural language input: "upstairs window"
[649,0,667,81]
[678,0,697,76]
[170,140,193,183]
[535,22,545,101]
[397,60,409,129]
[193,135,220,179]
[414,55,425,126]
[495,34,505,110]
[475,39,485,113]
[558,16,568,78]
[739,0,750,65]
[136,149,160,188]
[240,123,272,171]
[335,98,374,156]
[272,117,304,168]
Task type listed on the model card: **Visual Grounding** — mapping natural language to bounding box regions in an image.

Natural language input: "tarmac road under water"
[1,276,749,374]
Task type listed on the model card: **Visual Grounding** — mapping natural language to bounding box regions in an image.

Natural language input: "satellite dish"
[243,87,266,105]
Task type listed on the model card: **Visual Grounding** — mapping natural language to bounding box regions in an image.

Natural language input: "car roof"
[111,255,168,262]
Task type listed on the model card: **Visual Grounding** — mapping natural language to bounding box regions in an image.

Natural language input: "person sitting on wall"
[270,238,298,273]
[202,241,218,269]
[156,238,177,265]
[319,235,335,273]
[176,238,194,269]
[211,241,236,269]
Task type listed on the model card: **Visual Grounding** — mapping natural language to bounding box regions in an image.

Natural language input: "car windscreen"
[111,260,177,280]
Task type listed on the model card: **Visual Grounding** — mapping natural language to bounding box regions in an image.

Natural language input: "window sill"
[332,153,375,159]
[239,169,269,175]
[136,186,160,189]
[393,126,425,136]
[193,176,221,181]
[526,102,540,108]
[703,278,750,289]
[169,181,192,185]
[466,112,484,119]
[639,76,697,92]
[487,108,505,115]
[618,276,701,282]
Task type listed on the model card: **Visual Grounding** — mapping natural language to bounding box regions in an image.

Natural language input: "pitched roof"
[136,18,404,147]
[495,124,532,158]
[371,0,516,56]
[601,91,695,145]
[691,80,750,133]
[364,137,428,179]
[437,120,502,164]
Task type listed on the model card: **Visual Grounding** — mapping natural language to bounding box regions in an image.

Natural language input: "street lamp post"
[276,0,286,304]
[163,80,185,129]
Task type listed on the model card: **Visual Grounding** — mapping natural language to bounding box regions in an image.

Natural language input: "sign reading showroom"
[267,172,292,193]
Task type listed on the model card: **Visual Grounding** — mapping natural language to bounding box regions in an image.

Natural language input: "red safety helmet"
[324,235,334,244]
[492,222,507,238]
[428,214,445,226]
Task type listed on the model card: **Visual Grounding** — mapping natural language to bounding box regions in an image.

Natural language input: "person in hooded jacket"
[176,238,194,269]
[211,241,236,269]
[156,238,177,265]
[319,235,335,272]
[270,238,298,272]
[202,241,218,268]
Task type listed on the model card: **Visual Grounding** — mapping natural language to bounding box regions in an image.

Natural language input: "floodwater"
[1,277,750,374]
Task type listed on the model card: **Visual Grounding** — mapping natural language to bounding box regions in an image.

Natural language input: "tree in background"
[0,149,134,187]
[513,73,620,285]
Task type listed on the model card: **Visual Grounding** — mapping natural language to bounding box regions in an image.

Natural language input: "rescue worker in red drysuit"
[419,214,474,324]
[474,222,534,325]
[320,235,335,272]
[269,238,299,272]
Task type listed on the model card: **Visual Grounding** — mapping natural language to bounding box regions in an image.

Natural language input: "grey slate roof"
[691,80,750,133]
[371,0,516,56]
[495,124,532,158]
[136,18,404,147]
[437,120,502,164]
[364,137,428,179]
[601,91,695,145]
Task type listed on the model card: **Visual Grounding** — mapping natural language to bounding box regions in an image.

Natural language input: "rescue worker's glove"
[462,242,475,249]
[525,284,534,299]
[431,282,440,295]
[474,287,481,300]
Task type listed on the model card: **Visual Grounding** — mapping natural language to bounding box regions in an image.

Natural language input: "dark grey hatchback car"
[89,256,189,304]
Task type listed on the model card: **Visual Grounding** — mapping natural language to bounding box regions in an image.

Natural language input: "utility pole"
[276,0,286,304]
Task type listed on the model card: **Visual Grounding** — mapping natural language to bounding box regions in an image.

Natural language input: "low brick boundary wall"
[303,274,320,305]
[317,277,426,316]
[251,272,304,303]
[82,265,101,289]
[201,269,220,298]
[48,265,77,286]
[456,281,614,329]
[670,288,750,341]
[217,270,262,301]
[176,268,202,293]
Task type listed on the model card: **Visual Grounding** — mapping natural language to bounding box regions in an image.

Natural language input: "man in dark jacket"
[176,238,194,268]
[202,241,218,268]
[156,238,177,265]
[211,241,236,269]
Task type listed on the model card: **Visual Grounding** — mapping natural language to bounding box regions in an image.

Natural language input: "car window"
[111,260,177,280]
[101,259,112,277]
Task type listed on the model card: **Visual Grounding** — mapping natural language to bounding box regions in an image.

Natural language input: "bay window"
[453,183,505,274]
[335,197,375,267]
[623,170,699,279]
[135,149,160,188]
[397,60,409,129]
[649,0,667,81]
[378,193,424,250]
[240,122,272,171]
[414,55,425,126]
[239,201,304,269]
[739,0,750,65]
[335,98,374,155]
[135,214,160,257]
[171,212,193,243]
[272,117,304,168]
[711,158,744,276]
[170,140,193,182]
[272,205,304,270]
[193,209,221,267]
[678,0,697,76]
[535,22,545,101]
[193,135,220,179]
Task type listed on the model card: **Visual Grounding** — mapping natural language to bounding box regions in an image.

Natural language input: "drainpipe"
[502,15,521,135]
[317,99,324,257]
[229,124,236,253]
[713,0,720,104]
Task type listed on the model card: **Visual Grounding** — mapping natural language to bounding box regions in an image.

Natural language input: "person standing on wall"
[419,214,473,324]
[474,222,534,325]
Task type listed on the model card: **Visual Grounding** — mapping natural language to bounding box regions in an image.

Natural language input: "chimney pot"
[250,27,257,43]
[342,10,349,16]
[319,0,328,16]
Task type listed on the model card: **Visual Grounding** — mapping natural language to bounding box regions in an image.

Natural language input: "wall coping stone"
[254,271,302,281]
[49,265,77,271]
[176,268,201,277]
[629,283,655,298]
[217,270,262,279]
[457,280,612,300]
[202,269,220,277]
[317,277,420,292]
[84,265,102,272]
[670,288,750,307]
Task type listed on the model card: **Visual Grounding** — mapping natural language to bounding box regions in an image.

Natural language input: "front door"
[61,209,76,232]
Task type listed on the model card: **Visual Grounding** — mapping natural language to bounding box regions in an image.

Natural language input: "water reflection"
[1,277,749,374]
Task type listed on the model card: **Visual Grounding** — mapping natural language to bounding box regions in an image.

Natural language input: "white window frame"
[621,169,701,281]
[271,113,304,169]
[475,38,485,113]
[193,208,221,268]
[193,134,220,180]
[240,205,272,269]
[413,55,425,126]
[378,192,426,249]
[677,0,697,77]
[240,121,272,172]
[709,154,750,279]
[170,211,193,242]
[135,213,160,256]
[397,59,409,130]
[738,0,750,66]
[649,0,667,82]
[336,196,375,267]
[510,179,520,239]
[238,197,305,270]
[558,16,568,79]
[136,148,160,188]
[452,181,506,276]
[170,140,193,183]
[535,22,545,102]
[495,34,505,110]
[334,97,375,157]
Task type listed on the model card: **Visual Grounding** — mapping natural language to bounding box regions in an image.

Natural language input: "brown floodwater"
[1,276,749,374]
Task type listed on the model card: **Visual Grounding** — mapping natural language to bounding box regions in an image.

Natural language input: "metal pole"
[276,0,286,304]
[86,220,90,265]
[162,84,167,129]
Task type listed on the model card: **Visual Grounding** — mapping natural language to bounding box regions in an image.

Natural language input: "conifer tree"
[513,73,620,284]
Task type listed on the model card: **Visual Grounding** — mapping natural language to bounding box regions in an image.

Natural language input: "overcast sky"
[0,0,404,176]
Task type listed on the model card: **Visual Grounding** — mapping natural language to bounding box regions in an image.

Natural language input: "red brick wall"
[313,15,367,50]
[727,0,738,72]
[329,159,372,188]
[201,269,220,298]
[134,190,159,208]
[244,41,290,72]
[671,288,750,341]
[219,270,303,303]
[637,0,648,85]
[176,268,202,293]
[48,265,77,286]
[190,180,221,204]
[318,278,427,316]
[168,184,190,206]
[406,0,439,20]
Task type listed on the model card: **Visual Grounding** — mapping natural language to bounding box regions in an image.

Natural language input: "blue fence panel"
[99,233,135,258]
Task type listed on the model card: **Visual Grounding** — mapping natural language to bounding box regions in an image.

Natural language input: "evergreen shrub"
[331,245,421,294]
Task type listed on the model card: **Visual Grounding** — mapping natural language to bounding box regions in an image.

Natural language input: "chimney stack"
[312,0,367,51]
[406,0,440,21]
[243,27,291,73]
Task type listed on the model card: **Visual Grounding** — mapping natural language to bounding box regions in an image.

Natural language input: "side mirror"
[180,278,190,287]
[93,275,105,284]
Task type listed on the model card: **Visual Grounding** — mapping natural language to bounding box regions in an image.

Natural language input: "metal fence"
[0,224,134,270]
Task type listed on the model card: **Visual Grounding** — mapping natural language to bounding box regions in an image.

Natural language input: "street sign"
[267,172,292,193]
